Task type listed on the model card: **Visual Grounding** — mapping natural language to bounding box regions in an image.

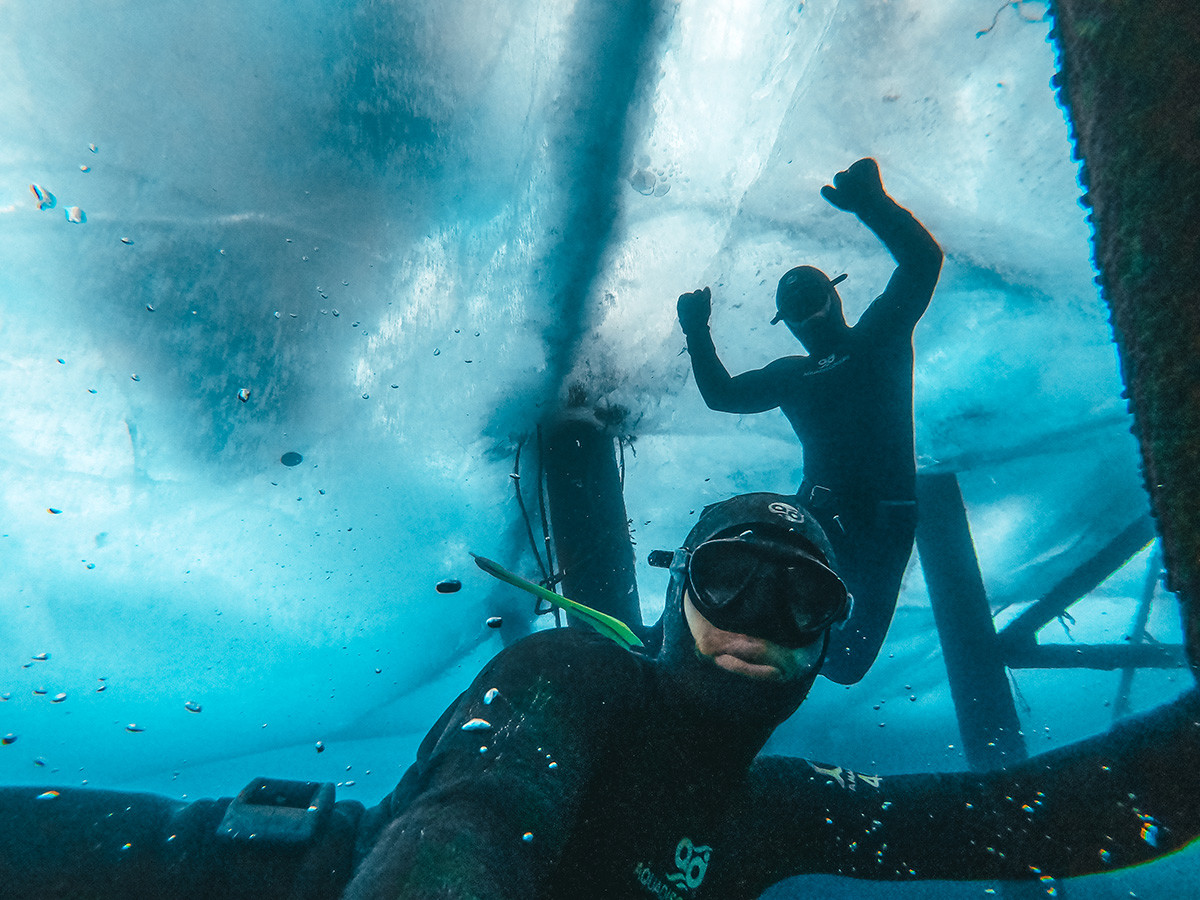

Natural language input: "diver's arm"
[0,784,364,898]
[342,630,630,900]
[678,287,788,414]
[823,159,943,333]
[735,688,1200,889]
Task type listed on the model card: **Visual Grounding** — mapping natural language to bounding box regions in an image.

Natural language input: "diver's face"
[782,294,838,350]
[683,592,826,682]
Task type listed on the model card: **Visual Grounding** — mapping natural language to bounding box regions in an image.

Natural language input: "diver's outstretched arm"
[732,590,1200,893]
[734,688,1200,890]
[677,287,790,414]
[822,159,943,334]
[342,629,632,900]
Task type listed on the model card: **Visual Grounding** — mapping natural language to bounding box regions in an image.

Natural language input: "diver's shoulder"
[501,627,645,675]
[765,354,809,371]
[521,625,643,657]
[477,629,646,710]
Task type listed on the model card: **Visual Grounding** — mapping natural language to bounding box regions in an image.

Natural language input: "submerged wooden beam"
[917,473,1027,771]
[997,516,1155,646]
[542,411,645,641]
[1113,548,1164,720]
[1049,2,1200,665]
[1004,642,1185,671]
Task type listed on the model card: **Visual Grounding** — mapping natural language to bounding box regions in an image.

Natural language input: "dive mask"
[650,528,850,648]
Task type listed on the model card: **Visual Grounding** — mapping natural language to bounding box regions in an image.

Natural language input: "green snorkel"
[471,553,644,649]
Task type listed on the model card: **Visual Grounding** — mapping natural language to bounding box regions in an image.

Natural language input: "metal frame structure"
[916,471,1184,776]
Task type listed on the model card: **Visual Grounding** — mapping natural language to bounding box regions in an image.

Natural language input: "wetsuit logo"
[767,501,804,524]
[803,351,849,375]
[668,837,711,891]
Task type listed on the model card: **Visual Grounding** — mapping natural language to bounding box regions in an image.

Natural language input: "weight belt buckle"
[218,776,335,845]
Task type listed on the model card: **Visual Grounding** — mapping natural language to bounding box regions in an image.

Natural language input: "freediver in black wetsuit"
[4,493,1200,899]
[677,158,943,684]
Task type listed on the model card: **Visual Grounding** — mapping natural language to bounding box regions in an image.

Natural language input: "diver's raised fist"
[677,287,712,335]
[821,158,887,213]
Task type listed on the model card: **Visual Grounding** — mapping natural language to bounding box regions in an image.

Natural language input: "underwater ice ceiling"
[0,0,1173,803]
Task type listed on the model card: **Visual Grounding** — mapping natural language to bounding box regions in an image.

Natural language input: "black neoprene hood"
[683,493,837,567]
[651,493,836,743]
[772,266,848,324]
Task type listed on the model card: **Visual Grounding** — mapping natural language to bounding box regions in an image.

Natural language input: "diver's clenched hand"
[821,158,888,214]
[677,287,712,336]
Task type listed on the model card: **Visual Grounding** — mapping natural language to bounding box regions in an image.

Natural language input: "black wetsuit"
[685,200,942,683]
[0,780,364,899]
[348,628,1200,899]
[4,627,1200,898]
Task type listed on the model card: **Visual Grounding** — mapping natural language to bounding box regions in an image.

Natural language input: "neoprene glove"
[677,287,712,335]
[820,158,888,215]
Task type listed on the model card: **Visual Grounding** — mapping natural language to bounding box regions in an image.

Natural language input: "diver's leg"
[818,501,917,684]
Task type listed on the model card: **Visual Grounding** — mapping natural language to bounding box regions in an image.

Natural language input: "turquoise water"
[0,1,1193,895]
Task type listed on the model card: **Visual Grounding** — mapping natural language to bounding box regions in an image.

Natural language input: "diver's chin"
[797,333,830,356]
